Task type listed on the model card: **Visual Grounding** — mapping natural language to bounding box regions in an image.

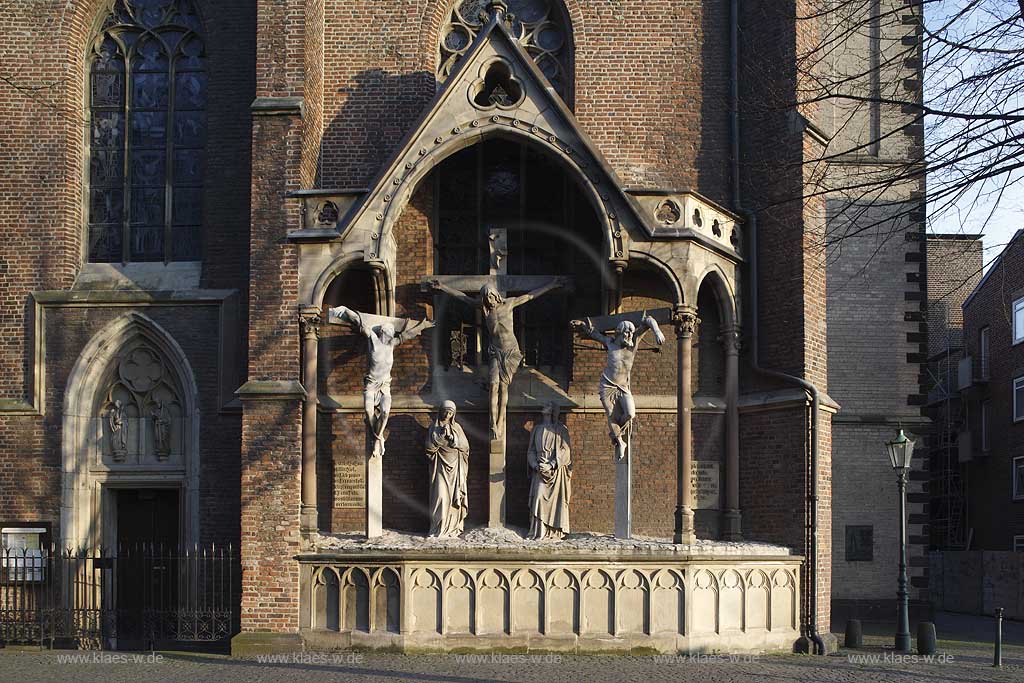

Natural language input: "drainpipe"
[730,0,825,655]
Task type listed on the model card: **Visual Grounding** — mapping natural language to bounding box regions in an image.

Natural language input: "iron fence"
[0,544,234,649]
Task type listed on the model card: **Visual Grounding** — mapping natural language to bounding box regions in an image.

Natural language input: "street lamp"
[887,428,915,653]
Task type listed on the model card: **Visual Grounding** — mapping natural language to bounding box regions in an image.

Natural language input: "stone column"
[299,307,321,534]
[720,325,743,540]
[673,305,699,545]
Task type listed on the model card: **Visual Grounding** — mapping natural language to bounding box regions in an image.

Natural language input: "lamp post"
[887,428,915,654]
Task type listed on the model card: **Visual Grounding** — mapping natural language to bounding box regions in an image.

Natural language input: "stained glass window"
[438,0,573,103]
[88,0,206,263]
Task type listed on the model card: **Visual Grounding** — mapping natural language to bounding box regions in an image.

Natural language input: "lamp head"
[886,428,915,471]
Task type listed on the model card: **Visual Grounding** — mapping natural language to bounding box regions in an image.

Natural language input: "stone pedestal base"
[722,509,743,541]
[366,455,382,538]
[488,438,505,528]
[614,454,631,539]
[300,504,318,535]
[298,539,802,654]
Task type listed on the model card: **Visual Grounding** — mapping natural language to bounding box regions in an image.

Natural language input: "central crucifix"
[427,228,568,528]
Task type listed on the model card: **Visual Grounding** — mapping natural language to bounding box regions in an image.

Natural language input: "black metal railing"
[0,544,234,649]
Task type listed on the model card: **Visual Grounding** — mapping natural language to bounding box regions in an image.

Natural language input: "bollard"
[917,622,936,655]
[845,619,863,649]
[994,607,1003,668]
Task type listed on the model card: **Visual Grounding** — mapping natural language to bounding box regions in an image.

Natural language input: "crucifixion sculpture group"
[326,244,682,542]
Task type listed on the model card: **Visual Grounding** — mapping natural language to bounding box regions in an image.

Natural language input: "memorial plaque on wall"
[690,461,721,510]
[334,463,366,509]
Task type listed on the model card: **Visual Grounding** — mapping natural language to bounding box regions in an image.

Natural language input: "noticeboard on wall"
[1,523,50,582]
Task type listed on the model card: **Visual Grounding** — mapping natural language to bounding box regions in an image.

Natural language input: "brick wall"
[0,0,254,549]
[962,233,1024,550]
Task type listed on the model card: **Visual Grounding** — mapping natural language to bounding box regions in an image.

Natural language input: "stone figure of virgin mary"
[425,400,470,538]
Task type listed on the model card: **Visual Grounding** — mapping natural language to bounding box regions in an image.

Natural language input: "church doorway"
[114,488,179,647]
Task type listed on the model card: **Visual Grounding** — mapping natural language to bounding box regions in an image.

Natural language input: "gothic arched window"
[87,0,206,263]
[438,0,573,103]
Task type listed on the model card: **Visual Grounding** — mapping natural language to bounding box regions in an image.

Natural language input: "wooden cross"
[423,229,569,529]
[572,307,671,539]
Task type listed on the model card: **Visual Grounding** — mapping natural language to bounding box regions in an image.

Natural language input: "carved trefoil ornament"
[100,345,182,464]
[655,199,681,225]
[439,0,573,102]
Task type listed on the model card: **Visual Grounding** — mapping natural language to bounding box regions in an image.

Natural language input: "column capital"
[672,305,700,338]
[299,308,322,340]
[719,325,742,355]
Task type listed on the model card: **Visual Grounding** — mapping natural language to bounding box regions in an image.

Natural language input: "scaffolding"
[925,335,968,550]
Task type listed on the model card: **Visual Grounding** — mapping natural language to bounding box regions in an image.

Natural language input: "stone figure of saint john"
[527,402,572,540]
[425,400,470,538]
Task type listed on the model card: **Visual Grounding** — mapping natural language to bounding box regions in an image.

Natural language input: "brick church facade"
[0,0,923,653]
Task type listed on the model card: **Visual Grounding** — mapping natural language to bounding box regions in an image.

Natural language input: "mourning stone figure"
[527,402,572,540]
[328,306,434,458]
[430,278,567,439]
[152,399,171,459]
[425,401,470,538]
[571,314,666,461]
[108,399,127,461]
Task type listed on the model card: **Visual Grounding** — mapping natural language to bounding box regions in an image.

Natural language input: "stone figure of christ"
[328,306,434,458]
[430,277,568,440]
[571,314,666,461]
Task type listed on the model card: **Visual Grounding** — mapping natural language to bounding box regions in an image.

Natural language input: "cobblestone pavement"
[0,635,1021,683]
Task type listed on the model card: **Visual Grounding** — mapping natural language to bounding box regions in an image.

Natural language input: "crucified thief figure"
[431,278,568,440]
[571,314,666,461]
[328,306,434,458]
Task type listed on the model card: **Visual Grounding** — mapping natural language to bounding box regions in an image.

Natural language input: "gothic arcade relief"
[100,344,183,465]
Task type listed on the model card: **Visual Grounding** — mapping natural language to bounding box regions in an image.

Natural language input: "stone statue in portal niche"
[571,313,666,461]
[527,402,572,540]
[108,399,127,461]
[425,401,470,538]
[429,278,568,440]
[328,306,434,459]
[152,399,171,460]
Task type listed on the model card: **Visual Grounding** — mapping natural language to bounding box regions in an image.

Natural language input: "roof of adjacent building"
[963,228,1024,309]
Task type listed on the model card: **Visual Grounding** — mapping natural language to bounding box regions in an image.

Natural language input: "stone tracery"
[438,0,573,102]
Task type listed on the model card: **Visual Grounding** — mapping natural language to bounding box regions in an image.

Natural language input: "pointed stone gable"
[337,5,644,275]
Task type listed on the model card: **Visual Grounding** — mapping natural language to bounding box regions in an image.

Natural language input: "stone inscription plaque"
[334,463,366,509]
[690,461,720,510]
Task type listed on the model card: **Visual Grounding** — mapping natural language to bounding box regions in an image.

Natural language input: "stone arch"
[367,121,628,273]
[61,312,200,549]
[694,265,738,329]
[310,251,392,315]
[627,251,685,307]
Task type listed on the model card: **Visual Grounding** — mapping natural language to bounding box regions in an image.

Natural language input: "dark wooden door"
[115,489,179,646]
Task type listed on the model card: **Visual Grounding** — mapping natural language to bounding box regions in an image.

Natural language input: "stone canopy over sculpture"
[527,401,572,540]
[425,401,471,538]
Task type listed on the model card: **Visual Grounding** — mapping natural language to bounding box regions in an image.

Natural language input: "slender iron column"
[895,468,911,652]
[673,305,699,545]
[721,325,742,540]
[299,307,321,534]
